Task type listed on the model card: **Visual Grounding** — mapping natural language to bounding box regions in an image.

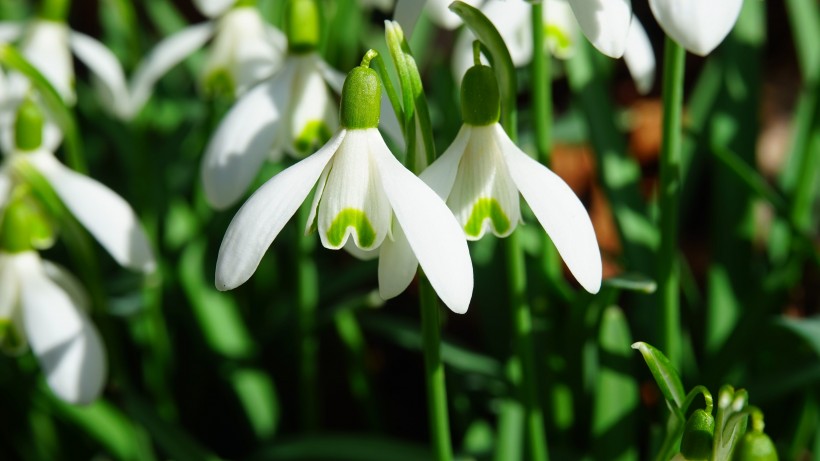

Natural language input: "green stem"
[297,203,320,432]
[506,231,549,461]
[39,0,70,21]
[419,274,453,461]
[530,2,565,298]
[657,37,686,369]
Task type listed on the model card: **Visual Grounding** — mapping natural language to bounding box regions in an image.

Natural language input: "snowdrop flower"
[125,0,285,118]
[566,0,743,57]
[216,56,474,313]
[417,63,601,293]
[447,0,655,94]
[0,100,155,273]
[0,196,106,406]
[200,0,344,210]
[0,249,106,404]
[0,16,132,147]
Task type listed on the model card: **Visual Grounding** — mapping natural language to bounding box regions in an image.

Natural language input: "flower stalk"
[657,37,686,368]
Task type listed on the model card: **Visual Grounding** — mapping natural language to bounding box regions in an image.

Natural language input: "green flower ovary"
[294,120,332,154]
[464,197,510,238]
[327,208,377,248]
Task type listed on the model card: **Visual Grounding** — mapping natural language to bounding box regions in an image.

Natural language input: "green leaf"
[250,434,432,461]
[774,316,820,356]
[631,341,685,408]
[449,1,517,137]
[384,21,436,170]
[603,274,658,294]
[593,307,638,461]
[178,238,254,359]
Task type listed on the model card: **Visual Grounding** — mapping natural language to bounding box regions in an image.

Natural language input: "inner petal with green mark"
[326,208,377,249]
[464,197,511,238]
[294,120,332,154]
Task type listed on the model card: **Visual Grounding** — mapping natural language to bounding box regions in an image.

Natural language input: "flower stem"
[505,231,549,461]
[530,1,567,298]
[657,37,686,368]
[419,273,453,461]
[297,203,320,431]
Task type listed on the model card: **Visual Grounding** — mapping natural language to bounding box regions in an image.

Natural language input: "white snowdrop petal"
[201,67,293,210]
[344,240,381,261]
[445,125,521,240]
[649,0,742,56]
[286,56,337,156]
[22,20,75,104]
[567,0,631,58]
[316,130,392,251]
[215,130,346,291]
[68,32,131,119]
[544,0,580,59]
[203,7,283,95]
[419,125,472,200]
[497,125,602,293]
[371,130,473,314]
[0,21,24,42]
[19,253,106,404]
[26,151,156,273]
[194,0,235,18]
[378,220,418,300]
[484,0,532,66]
[623,16,655,95]
[129,23,215,117]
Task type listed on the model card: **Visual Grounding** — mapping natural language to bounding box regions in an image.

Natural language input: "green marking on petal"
[294,120,332,155]
[545,24,573,56]
[203,68,236,98]
[464,198,510,238]
[327,208,377,248]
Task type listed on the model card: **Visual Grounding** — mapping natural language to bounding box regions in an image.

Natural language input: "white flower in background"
[216,64,474,314]
[124,0,285,119]
[394,64,601,294]
[566,0,743,57]
[394,0,483,35]
[0,250,106,404]
[0,100,156,273]
[200,52,340,210]
[200,0,406,211]
[451,0,656,94]
[0,18,132,148]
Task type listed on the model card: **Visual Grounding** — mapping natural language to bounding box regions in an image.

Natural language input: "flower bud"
[14,99,44,152]
[285,0,320,53]
[340,66,381,129]
[460,65,500,126]
[0,193,55,253]
[732,432,778,461]
[679,409,715,461]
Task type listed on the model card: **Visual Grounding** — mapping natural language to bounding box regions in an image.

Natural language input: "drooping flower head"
[216,51,473,313]
[0,99,156,405]
[124,0,286,118]
[419,56,602,293]
[200,0,343,210]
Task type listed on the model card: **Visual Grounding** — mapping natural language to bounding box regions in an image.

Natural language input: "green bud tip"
[285,0,320,53]
[680,409,715,461]
[340,53,381,130]
[14,99,44,151]
[460,64,500,126]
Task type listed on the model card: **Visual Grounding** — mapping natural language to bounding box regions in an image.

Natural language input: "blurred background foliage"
[0,0,818,460]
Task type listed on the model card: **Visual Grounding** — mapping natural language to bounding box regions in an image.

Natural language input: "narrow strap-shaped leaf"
[632,341,686,408]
